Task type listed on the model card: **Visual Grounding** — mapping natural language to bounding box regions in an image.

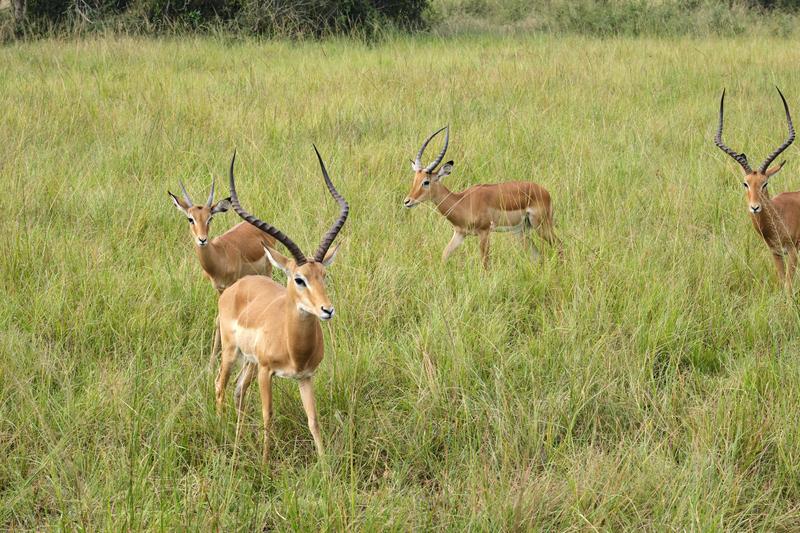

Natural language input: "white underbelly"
[273,368,316,380]
[489,209,528,232]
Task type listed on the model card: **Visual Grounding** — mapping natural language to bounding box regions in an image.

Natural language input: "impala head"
[228,146,348,321]
[404,126,454,208]
[168,179,231,247]
[715,87,795,215]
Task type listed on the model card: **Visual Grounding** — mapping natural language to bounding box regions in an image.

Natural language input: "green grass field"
[2,34,800,530]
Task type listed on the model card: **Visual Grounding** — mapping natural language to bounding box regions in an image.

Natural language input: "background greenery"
[7,0,800,38]
[2,33,800,530]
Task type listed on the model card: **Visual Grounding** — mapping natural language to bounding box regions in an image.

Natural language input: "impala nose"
[197,237,208,246]
[320,306,334,320]
[403,198,414,208]
[750,204,762,214]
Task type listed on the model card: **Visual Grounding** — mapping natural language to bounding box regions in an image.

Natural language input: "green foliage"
[431,0,797,36]
[3,34,800,529]
[15,0,430,36]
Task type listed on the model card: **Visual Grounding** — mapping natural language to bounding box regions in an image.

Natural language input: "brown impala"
[168,178,275,366]
[403,126,560,268]
[715,88,799,287]
[215,147,347,462]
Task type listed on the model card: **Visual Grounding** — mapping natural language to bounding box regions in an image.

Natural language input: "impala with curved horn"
[168,175,276,366]
[715,87,800,287]
[404,126,560,268]
[215,146,348,461]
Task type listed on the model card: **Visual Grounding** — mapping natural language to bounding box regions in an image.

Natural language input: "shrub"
[15,0,430,36]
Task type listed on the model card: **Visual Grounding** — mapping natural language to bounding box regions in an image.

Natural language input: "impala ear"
[168,191,190,213]
[435,161,454,180]
[264,244,291,275]
[211,197,231,214]
[766,161,786,177]
[321,242,340,267]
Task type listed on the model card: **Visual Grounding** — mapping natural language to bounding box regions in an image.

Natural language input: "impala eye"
[742,183,748,189]
[762,183,768,190]
[188,218,195,224]
[207,217,213,225]
[294,277,306,288]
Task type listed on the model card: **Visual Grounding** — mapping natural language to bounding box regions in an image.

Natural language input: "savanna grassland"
[2,34,800,530]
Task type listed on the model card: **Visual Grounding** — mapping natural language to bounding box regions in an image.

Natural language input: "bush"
[15,0,430,36]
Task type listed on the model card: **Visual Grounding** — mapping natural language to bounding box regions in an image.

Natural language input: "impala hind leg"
[215,344,237,416]
[298,378,324,457]
[528,208,562,258]
[257,366,273,463]
[515,230,541,260]
[786,248,797,289]
[478,231,491,269]
[442,230,466,263]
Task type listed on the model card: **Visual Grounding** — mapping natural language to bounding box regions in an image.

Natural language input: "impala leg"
[257,366,273,463]
[209,314,221,369]
[772,252,787,285]
[298,378,324,456]
[531,209,563,259]
[234,362,257,418]
[442,230,466,263]
[786,248,797,289]
[515,230,541,260]
[215,345,237,416]
[478,231,491,269]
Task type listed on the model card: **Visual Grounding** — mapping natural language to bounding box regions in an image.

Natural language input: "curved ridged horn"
[715,89,753,174]
[179,180,194,205]
[759,87,795,173]
[312,145,349,263]
[228,150,307,265]
[414,126,449,172]
[206,177,215,207]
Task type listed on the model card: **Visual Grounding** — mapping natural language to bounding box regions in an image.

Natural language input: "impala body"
[170,179,276,368]
[169,181,275,294]
[403,126,559,268]
[715,88,800,286]
[215,147,348,461]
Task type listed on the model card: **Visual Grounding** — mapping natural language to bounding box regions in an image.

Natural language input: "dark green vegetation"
[2,35,800,529]
[6,0,800,38]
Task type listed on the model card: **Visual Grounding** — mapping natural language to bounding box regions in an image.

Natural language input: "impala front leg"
[442,230,466,263]
[257,366,273,463]
[234,362,257,418]
[772,251,787,286]
[209,314,221,369]
[478,230,491,269]
[215,344,237,415]
[298,378,324,456]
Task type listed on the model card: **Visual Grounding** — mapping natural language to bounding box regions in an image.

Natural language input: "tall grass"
[2,34,800,529]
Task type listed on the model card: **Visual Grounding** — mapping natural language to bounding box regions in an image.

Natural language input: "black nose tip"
[321,306,334,316]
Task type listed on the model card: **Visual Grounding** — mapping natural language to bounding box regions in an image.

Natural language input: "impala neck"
[429,181,465,225]
[284,291,322,362]
[195,241,223,278]
[750,190,785,242]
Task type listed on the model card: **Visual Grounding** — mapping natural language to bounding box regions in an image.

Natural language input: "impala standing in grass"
[403,126,560,268]
[169,177,275,366]
[215,147,347,461]
[715,88,800,287]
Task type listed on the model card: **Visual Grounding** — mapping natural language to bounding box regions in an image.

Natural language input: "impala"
[215,147,348,461]
[403,126,560,268]
[169,177,275,365]
[715,88,799,287]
